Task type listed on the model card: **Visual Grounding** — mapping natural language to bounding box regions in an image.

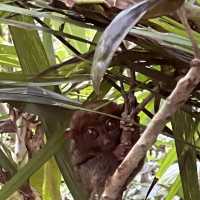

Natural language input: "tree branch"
[101,58,200,200]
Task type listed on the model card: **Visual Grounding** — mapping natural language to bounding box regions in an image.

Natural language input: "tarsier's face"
[70,102,122,153]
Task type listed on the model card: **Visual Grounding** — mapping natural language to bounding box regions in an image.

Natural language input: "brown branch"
[101,59,200,200]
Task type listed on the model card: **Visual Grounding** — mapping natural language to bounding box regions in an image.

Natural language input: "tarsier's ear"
[64,129,73,139]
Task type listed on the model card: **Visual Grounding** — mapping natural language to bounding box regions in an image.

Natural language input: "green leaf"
[30,166,44,197]
[0,18,94,46]
[64,23,89,54]
[156,145,177,178]
[172,111,200,200]
[0,54,19,68]
[9,16,49,74]
[0,86,80,109]
[91,0,160,93]
[0,3,67,23]
[165,175,181,200]
[42,18,56,65]
[43,158,61,200]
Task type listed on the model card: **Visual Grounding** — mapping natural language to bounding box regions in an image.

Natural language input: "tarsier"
[69,100,144,200]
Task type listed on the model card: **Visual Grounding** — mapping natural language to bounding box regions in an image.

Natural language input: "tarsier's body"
[69,101,143,200]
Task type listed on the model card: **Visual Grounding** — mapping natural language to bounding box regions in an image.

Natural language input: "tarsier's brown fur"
[69,101,144,200]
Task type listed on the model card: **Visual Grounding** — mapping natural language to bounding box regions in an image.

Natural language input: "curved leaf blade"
[172,111,200,200]
[0,86,80,108]
[91,0,158,93]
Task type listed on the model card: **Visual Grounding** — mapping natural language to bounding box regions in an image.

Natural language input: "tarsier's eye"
[105,119,117,131]
[86,127,99,139]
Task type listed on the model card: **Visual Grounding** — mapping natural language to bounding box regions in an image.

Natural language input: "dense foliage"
[0,0,200,199]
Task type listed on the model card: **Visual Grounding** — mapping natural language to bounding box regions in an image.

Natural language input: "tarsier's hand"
[113,93,140,162]
[120,111,137,132]
[113,111,138,161]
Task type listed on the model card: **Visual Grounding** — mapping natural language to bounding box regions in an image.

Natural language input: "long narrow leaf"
[1,18,94,45]
[172,111,200,200]
[91,0,159,93]
[0,86,80,109]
